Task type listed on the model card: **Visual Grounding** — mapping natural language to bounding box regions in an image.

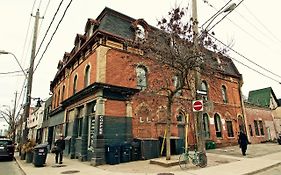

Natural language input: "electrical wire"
[34,0,73,72]
[207,0,245,32]
[209,34,281,83]
[0,70,27,75]
[35,0,64,59]
[242,4,281,46]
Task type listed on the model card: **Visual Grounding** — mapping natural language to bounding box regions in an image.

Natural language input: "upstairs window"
[173,75,182,96]
[73,75,78,94]
[201,80,208,101]
[84,65,90,87]
[136,25,146,40]
[61,85,65,102]
[222,85,228,103]
[136,66,147,90]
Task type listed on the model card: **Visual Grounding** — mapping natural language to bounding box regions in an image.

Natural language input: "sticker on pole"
[192,100,203,112]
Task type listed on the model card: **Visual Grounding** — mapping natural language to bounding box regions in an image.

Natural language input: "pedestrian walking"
[238,131,248,156]
[54,134,65,164]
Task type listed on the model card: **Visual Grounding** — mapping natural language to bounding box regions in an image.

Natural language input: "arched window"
[203,113,210,138]
[222,85,228,103]
[214,113,222,138]
[73,75,78,94]
[173,75,182,96]
[57,89,60,106]
[136,25,145,40]
[84,65,90,87]
[136,66,147,90]
[61,85,65,102]
[201,80,208,101]
[176,112,185,123]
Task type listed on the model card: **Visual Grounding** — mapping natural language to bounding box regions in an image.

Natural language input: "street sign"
[192,100,203,112]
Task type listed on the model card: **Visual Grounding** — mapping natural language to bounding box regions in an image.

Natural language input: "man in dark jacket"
[54,134,65,164]
[238,131,248,156]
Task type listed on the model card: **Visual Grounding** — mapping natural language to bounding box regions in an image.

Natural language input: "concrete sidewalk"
[15,143,281,175]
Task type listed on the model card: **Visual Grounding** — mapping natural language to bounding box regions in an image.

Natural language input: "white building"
[0,121,9,136]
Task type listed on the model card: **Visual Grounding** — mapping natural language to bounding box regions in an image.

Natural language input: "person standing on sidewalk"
[238,131,248,156]
[54,134,65,164]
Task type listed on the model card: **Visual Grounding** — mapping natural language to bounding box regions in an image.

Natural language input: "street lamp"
[192,0,238,167]
[0,51,27,78]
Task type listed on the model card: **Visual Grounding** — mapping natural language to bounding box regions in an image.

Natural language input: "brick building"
[245,87,279,143]
[49,7,244,165]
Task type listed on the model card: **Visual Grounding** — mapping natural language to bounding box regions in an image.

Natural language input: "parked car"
[0,138,15,160]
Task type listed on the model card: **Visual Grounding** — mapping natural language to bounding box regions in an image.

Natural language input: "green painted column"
[70,108,78,159]
[91,97,106,166]
[81,105,89,161]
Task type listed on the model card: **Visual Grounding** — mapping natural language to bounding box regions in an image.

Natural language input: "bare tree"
[133,6,220,161]
[0,106,16,142]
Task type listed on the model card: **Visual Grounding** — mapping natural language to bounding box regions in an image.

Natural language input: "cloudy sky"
[0,0,281,116]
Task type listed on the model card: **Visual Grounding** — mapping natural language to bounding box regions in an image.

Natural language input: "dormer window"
[136,25,146,40]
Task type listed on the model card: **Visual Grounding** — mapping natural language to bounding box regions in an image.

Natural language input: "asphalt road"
[0,158,24,175]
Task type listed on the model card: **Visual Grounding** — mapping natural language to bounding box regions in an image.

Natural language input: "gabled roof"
[248,87,279,108]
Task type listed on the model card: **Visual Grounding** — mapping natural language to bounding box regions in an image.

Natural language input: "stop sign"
[192,100,203,112]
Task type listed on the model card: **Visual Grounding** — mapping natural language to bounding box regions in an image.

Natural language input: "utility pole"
[12,92,17,142]
[22,9,41,144]
[192,0,207,167]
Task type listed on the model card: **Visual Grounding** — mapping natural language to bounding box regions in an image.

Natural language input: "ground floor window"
[226,120,234,137]
[249,124,253,136]
[214,113,222,138]
[254,120,260,136]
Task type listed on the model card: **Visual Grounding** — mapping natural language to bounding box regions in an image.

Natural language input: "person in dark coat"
[238,131,248,156]
[54,134,65,164]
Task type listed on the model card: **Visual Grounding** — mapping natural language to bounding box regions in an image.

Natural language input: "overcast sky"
[0,0,281,116]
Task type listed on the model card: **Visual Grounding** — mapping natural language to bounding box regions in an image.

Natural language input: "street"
[0,158,23,175]
[254,164,281,175]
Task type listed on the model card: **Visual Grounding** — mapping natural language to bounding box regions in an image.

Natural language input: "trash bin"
[105,145,120,165]
[33,143,48,167]
[120,143,132,163]
[131,141,140,161]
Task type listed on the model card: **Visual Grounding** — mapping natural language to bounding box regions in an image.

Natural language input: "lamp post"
[0,51,27,78]
[191,0,238,167]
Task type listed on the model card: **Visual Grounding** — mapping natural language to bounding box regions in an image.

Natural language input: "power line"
[0,70,27,75]
[209,34,281,83]
[34,0,73,72]
[35,0,64,59]
[207,0,245,32]
[242,4,281,46]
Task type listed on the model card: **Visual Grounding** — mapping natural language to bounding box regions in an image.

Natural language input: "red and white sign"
[192,100,203,112]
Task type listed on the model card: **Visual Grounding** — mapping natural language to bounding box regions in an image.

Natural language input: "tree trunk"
[166,98,173,160]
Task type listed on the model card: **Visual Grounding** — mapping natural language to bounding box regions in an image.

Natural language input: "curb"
[14,156,27,175]
[243,162,281,175]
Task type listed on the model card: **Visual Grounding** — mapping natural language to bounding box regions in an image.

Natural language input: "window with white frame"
[136,66,147,90]
[84,65,90,87]
[226,120,234,137]
[136,25,146,40]
[222,85,228,103]
[201,81,208,101]
[214,113,222,138]
[203,113,210,138]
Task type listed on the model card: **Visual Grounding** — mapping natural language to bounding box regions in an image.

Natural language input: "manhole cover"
[157,173,174,175]
[52,164,67,168]
[61,170,80,174]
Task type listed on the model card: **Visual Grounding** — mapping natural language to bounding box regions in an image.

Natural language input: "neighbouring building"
[246,87,279,143]
[0,122,8,137]
[49,7,245,165]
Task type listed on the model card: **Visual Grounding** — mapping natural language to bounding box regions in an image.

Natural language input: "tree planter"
[25,151,33,163]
